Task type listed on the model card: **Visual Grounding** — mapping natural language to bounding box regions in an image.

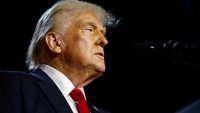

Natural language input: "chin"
[95,65,106,74]
[89,60,106,74]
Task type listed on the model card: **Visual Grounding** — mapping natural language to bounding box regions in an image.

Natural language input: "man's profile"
[0,0,118,113]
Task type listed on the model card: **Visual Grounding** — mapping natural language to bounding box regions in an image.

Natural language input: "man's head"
[26,0,116,87]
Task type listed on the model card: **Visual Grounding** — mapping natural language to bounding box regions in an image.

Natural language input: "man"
[0,0,117,113]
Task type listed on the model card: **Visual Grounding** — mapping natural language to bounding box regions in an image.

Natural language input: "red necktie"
[70,88,90,113]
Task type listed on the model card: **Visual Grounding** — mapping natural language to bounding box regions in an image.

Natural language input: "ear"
[45,32,62,54]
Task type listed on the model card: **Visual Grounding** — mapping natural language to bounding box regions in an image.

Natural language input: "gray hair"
[26,0,117,70]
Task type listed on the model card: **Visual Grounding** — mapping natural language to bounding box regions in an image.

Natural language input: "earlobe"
[45,32,62,54]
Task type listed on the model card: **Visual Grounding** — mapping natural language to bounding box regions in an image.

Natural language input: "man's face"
[60,12,108,75]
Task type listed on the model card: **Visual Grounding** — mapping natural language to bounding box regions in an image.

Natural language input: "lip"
[94,52,104,59]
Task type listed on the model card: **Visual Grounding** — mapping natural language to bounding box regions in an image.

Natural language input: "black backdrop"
[0,0,200,113]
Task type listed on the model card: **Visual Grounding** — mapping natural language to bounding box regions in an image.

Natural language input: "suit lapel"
[87,98,100,113]
[87,97,111,113]
[30,68,73,113]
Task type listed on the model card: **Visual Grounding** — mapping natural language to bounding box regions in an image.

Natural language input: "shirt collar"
[39,64,85,97]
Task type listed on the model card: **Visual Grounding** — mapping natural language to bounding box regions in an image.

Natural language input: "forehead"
[75,11,100,23]
[74,12,105,29]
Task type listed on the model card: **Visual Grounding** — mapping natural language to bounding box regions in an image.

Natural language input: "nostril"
[99,41,107,48]
[96,35,108,48]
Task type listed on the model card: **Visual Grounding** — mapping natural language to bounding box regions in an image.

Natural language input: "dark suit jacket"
[175,99,200,113]
[0,68,110,113]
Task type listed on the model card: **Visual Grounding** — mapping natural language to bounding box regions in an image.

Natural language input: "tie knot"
[70,88,84,101]
[69,88,90,113]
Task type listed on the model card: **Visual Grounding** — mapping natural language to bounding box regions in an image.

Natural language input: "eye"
[85,28,93,32]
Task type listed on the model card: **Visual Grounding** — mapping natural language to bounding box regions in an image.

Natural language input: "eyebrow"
[83,21,106,35]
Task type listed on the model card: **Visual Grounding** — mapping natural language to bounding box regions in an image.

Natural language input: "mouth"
[94,52,104,59]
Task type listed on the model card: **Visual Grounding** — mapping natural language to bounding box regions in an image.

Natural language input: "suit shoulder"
[0,70,34,80]
[0,70,39,90]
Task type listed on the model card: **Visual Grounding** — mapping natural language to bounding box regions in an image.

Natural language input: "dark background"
[1,0,200,113]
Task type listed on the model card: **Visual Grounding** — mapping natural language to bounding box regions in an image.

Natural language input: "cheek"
[78,41,90,56]
[73,32,95,58]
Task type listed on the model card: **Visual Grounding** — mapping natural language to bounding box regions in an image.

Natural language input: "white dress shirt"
[39,64,87,113]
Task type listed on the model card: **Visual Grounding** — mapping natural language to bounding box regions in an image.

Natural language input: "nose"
[97,34,108,48]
